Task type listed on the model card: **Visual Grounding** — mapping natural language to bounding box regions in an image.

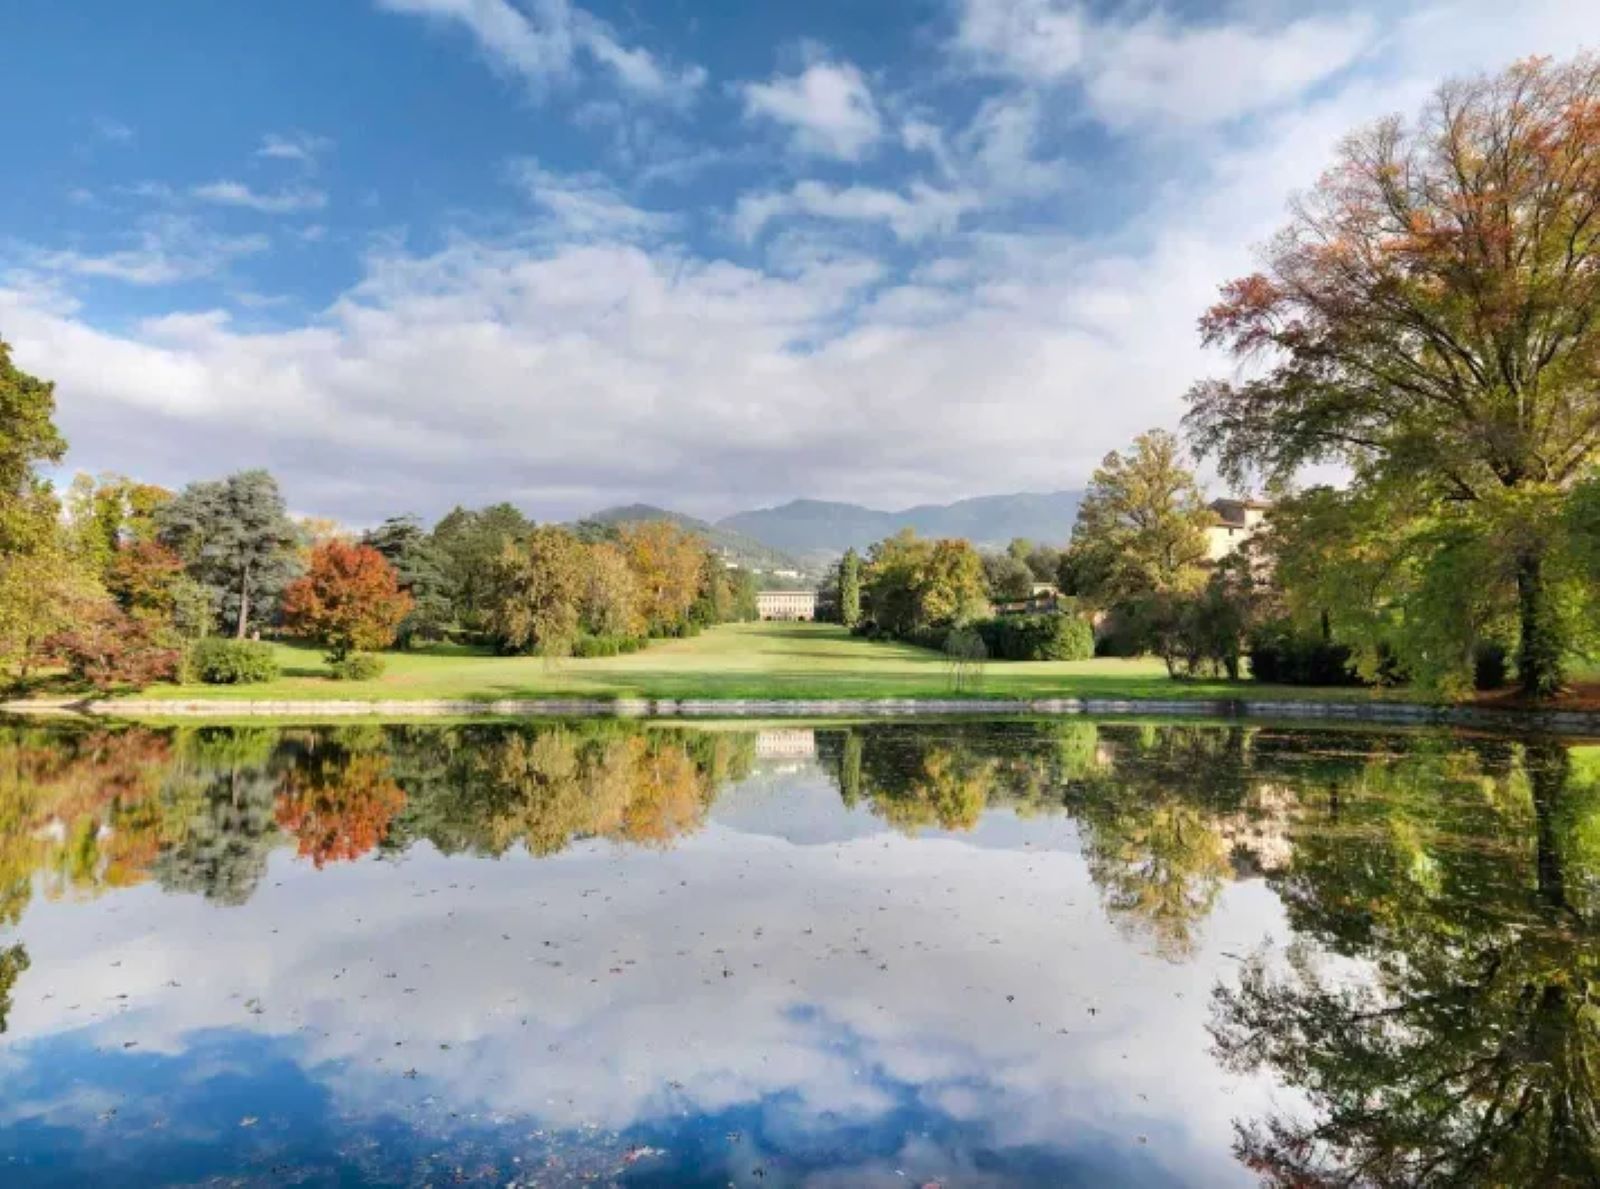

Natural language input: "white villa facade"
[757,590,817,621]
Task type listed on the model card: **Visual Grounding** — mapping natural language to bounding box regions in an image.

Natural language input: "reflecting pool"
[0,718,1595,1185]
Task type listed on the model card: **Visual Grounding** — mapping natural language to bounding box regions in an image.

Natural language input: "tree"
[0,537,103,682]
[580,540,645,638]
[981,550,1035,601]
[1066,429,1211,608]
[0,338,66,556]
[43,600,181,690]
[362,516,453,646]
[618,520,703,635]
[282,541,412,661]
[838,547,863,628]
[486,526,588,657]
[862,531,989,640]
[1187,56,1600,698]
[157,470,301,638]
[432,503,534,632]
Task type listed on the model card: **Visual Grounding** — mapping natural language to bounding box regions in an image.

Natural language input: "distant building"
[757,590,816,621]
[1205,498,1270,562]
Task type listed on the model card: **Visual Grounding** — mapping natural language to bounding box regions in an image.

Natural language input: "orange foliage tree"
[282,541,412,660]
[275,750,406,868]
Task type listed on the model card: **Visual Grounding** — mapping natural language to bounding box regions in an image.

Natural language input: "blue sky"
[1,0,1591,523]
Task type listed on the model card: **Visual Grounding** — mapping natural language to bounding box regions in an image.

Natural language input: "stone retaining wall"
[4,695,1599,735]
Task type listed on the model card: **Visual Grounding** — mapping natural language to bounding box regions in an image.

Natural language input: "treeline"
[0,345,757,690]
[817,532,1092,665]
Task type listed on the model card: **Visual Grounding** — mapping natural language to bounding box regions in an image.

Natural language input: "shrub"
[329,652,385,681]
[573,633,648,658]
[189,638,281,685]
[973,613,1094,661]
[1473,640,1510,691]
[1246,621,1362,686]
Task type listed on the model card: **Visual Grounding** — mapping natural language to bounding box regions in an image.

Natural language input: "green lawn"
[121,621,1388,704]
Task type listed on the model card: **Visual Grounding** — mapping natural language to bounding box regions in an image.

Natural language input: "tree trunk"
[1516,549,1564,699]
[236,567,250,639]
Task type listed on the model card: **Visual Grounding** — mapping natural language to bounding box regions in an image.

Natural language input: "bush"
[573,633,648,658]
[1246,621,1362,686]
[46,603,181,691]
[188,638,280,685]
[329,652,385,681]
[1473,640,1510,691]
[974,613,1095,661]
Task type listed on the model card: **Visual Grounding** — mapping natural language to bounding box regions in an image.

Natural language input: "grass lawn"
[116,622,1394,704]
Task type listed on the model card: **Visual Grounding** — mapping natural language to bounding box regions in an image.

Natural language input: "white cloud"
[378,0,704,106]
[508,159,674,237]
[257,131,335,166]
[32,216,269,286]
[735,181,979,243]
[742,58,884,160]
[952,0,1375,127]
[191,180,329,214]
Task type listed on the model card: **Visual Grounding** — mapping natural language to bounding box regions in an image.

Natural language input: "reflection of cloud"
[1,773,1287,1183]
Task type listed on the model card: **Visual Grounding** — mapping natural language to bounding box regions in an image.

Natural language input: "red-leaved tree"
[282,541,412,661]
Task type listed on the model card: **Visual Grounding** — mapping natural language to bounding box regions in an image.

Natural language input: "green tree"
[981,550,1035,601]
[157,470,302,638]
[362,515,452,645]
[838,547,863,628]
[1066,429,1211,608]
[1188,56,1600,698]
[0,339,66,556]
[862,531,989,640]
[432,503,535,632]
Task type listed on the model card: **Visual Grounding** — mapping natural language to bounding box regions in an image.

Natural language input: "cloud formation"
[741,58,884,160]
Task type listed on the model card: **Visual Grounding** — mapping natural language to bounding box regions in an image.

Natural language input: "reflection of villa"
[1205,498,1270,562]
[757,590,816,621]
[756,729,817,760]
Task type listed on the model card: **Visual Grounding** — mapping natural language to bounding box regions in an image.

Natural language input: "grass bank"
[113,622,1390,705]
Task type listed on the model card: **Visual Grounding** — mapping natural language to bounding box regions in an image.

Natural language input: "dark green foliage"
[189,638,281,685]
[981,551,1035,601]
[432,503,534,631]
[0,339,66,555]
[1473,640,1511,691]
[974,613,1094,661]
[838,548,862,628]
[157,470,301,638]
[329,652,385,681]
[362,515,453,645]
[1246,621,1362,686]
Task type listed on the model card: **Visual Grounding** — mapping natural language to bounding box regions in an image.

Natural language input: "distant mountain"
[717,491,1083,559]
[575,504,810,576]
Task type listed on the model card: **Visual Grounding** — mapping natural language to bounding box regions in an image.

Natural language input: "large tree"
[1187,55,1600,697]
[0,339,65,556]
[362,515,453,645]
[1066,429,1212,607]
[157,470,302,638]
[282,540,412,661]
[432,502,534,632]
[487,525,589,657]
[838,547,863,628]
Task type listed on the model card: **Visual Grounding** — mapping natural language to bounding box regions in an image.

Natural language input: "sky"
[1,0,1594,525]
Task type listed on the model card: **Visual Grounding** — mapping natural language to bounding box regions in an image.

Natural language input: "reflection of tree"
[387,724,753,858]
[275,736,406,868]
[1211,740,1600,1185]
[0,942,27,1034]
[153,765,280,906]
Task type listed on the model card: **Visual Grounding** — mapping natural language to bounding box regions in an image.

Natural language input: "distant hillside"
[717,491,1083,559]
[574,504,811,577]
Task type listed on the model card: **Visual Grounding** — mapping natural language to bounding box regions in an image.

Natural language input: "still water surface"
[0,718,1595,1185]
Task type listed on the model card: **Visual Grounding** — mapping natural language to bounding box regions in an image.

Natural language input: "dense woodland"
[3,56,1600,700]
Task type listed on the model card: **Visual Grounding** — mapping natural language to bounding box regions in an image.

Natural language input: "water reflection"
[0,717,1594,1184]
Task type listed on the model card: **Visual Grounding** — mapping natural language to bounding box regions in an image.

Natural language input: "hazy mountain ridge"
[717,492,1084,559]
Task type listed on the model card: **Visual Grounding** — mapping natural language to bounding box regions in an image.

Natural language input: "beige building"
[1205,498,1270,562]
[757,589,816,621]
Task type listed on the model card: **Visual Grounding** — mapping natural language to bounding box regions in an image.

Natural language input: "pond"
[0,718,1595,1186]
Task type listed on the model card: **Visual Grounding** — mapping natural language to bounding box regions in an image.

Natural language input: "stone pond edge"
[4,694,1600,735]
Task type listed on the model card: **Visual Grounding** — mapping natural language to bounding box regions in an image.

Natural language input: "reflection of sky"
[0,758,1289,1185]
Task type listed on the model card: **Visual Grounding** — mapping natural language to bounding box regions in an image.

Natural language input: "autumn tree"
[486,526,588,657]
[581,540,644,638]
[0,338,65,556]
[157,470,302,638]
[1065,429,1211,607]
[618,520,704,635]
[1187,56,1600,698]
[282,541,412,661]
[861,531,989,640]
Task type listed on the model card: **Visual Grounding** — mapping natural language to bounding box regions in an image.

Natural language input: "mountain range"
[718,492,1083,561]
[576,491,1084,573]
